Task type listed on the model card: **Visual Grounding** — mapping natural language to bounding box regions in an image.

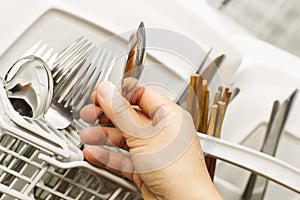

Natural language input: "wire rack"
[0,38,142,199]
[0,129,141,200]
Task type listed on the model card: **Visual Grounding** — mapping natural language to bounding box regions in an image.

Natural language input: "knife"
[175,48,213,105]
[242,89,298,200]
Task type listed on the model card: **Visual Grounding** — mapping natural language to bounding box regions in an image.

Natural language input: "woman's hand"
[80,81,223,200]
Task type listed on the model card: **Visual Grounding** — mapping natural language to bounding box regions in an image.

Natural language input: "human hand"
[80,81,223,200]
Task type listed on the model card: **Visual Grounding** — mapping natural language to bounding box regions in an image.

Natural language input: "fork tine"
[54,43,95,98]
[57,60,93,105]
[59,47,99,103]
[52,39,89,76]
[54,36,84,62]
[53,48,93,100]
[47,52,59,70]
[73,46,101,83]
[66,67,97,109]
[22,41,58,69]
[34,43,47,57]
[54,47,93,97]
[42,48,54,62]
[70,46,103,97]
[96,51,115,85]
[53,42,93,81]
[56,61,89,103]
[75,48,116,110]
[66,68,95,107]
[75,76,99,110]
[54,38,87,65]
[21,40,42,57]
[81,48,108,94]
[52,38,86,73]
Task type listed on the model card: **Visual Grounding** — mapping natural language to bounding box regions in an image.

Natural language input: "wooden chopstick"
[221,86,230,102]
[207,104,218,136]
[187,74,201,127]
[202,89,210,133]
[205,104,218,171]
[208,101,226,180]
[214,101,226,138]
[198,80,207,132]
[225,89,232,108]
[187,75,196,113]
[218,85,223,94]
[186,76,232,181]
[213,90,221,104]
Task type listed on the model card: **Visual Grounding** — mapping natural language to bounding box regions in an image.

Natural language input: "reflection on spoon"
[4,55,53,118]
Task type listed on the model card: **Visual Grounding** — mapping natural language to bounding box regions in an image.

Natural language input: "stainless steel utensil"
[121,21,146,95]
[202,54,225,84]
[176,48,212,105]
[4,44,57,118]
[92,21,146,125]
[44,37,94,129]
[2,42,58,186]
[242,89,298,200]
[52,37,93,98]
[71,45,117,119]
[229,86,240,102]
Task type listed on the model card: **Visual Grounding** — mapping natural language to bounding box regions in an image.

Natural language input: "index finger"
[126,85,177,119]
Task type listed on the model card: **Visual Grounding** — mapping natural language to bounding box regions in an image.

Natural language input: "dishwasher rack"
[0,132,141,200]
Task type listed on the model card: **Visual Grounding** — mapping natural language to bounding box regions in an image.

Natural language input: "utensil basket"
[0,131,141,200]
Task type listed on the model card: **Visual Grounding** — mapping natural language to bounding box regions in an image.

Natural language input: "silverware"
[44,37,94,129]
[202,54,225,84]
[92,21,146,125]
[229,86,240,102]
[2,42,58,186]
[176,48,213,105]
[242,89,298,200]
[4,43,57,118]
[71,45,117,120]
[121,21,146,95]
[241,100,279,200]
[52,37,93,99]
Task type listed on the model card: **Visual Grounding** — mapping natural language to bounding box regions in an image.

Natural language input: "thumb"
[95,81,164,139]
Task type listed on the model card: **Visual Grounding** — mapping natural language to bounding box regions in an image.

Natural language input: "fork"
[46,38,116,129]
[52,37,93,98]
[44,37,94,129]
[70,45,117,121]
[20,40,58,67]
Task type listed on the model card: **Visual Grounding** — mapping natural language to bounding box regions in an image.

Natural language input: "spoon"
[4,55,53,118]
[121,21,146,95]
[92,21,146,125]
[2,55,54,186]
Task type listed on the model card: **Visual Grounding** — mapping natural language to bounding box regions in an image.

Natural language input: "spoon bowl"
[4,55,53,118]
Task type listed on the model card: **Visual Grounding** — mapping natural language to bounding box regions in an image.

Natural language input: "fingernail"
[97,81,115,100]
[86,104,97,115]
